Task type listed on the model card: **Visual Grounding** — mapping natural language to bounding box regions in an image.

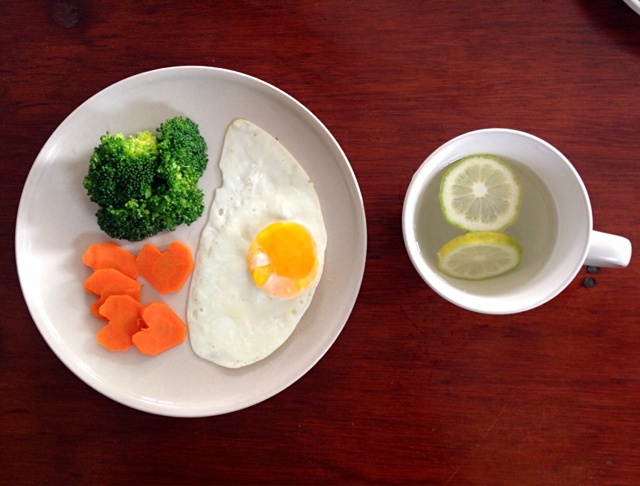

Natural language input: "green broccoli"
[156,116,208,183]
[83,116,208,242]
[83,130,158,209]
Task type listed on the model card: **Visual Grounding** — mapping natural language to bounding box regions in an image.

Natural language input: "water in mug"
[414,156,559,284]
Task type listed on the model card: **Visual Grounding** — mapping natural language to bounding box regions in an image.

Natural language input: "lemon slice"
[437,232,522,280]
[440,154,522,232]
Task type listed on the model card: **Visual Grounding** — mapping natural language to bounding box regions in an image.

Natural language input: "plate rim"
[622,0,640,14]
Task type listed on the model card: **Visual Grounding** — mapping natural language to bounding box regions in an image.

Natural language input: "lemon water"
[415,156,559,282]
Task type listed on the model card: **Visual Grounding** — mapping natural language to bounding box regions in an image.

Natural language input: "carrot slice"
[84,267,141,296]
[82,242,139,279]
[90,283,141,321]
[136,241,194,294]
[84,268,141,320]
[96,295,144,351]
[132,302,187,356]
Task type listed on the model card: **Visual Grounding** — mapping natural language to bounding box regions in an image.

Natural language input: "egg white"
[187,119,327,368]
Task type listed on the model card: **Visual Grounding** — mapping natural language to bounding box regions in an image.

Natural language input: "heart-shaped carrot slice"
[136,242,194,294]
[132,302,187,356]
[96,295,143,351]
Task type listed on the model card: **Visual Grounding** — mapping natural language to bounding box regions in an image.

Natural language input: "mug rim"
[402,128,593,314]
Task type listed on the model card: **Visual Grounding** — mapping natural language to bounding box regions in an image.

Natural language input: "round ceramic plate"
[15,66,367,417]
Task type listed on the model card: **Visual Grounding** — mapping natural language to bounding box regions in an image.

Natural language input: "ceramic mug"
[402,128,632,314]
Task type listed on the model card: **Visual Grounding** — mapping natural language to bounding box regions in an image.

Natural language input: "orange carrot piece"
[90,283,141,321]
[84,268,141,320]
[136,241,194,294]
[82,242,139,279]
[84,267,141,296]
[132,302,187,356]
[96,295,144,352]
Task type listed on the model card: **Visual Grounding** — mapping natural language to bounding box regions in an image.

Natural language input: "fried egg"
[187,119,327,368]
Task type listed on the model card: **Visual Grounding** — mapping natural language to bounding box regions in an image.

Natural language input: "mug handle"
[585,231,632,268]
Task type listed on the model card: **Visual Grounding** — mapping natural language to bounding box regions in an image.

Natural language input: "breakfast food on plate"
[82,242,139,279]
[439,154,522,232]
[187,119,327,369]
[83,116,208,241]
[132,302,188,356]
[96,295,144,352]
[136,241,194,295]
[84,267,141,320]
[96,297,187,355]
[82,240,193,355]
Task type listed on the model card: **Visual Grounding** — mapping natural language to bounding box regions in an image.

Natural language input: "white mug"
[402,129,632,314]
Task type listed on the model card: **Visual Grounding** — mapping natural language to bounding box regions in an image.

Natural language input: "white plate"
[622,0,640,15]
[15,66,367,417]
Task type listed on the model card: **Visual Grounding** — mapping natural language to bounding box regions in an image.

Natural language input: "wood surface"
[2,1,640,485]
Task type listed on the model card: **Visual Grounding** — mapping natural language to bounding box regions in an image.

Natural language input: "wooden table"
[3,1,640,484]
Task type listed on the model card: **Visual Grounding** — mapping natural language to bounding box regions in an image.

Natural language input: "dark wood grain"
[2,1,640,485]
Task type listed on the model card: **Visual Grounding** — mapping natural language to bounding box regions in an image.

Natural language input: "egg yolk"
[247,221,318,298]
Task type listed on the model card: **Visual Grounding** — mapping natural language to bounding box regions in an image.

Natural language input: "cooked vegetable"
[82,242,139,279]
[83,116,208,241]
[156,116,208,182]
[96,295,144,351]
[132,302,187,356]
[84,268,141,320]
[84,268,141,298]
[136,241,194,294]
[83,240,192,355]
[83,131,158,210]
[90,284,141,321]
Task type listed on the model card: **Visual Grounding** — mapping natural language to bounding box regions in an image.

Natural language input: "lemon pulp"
[440,154,522,232]
[436,231,522,280]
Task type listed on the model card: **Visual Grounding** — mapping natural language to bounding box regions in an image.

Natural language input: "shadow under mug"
[402,128,632,315]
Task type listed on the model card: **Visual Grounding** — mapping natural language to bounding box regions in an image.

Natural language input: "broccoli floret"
[96,187,206,241]
[156,116,208,183]
[83,131,158,208]
[83,117,208,242]
[95,199,161,242]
